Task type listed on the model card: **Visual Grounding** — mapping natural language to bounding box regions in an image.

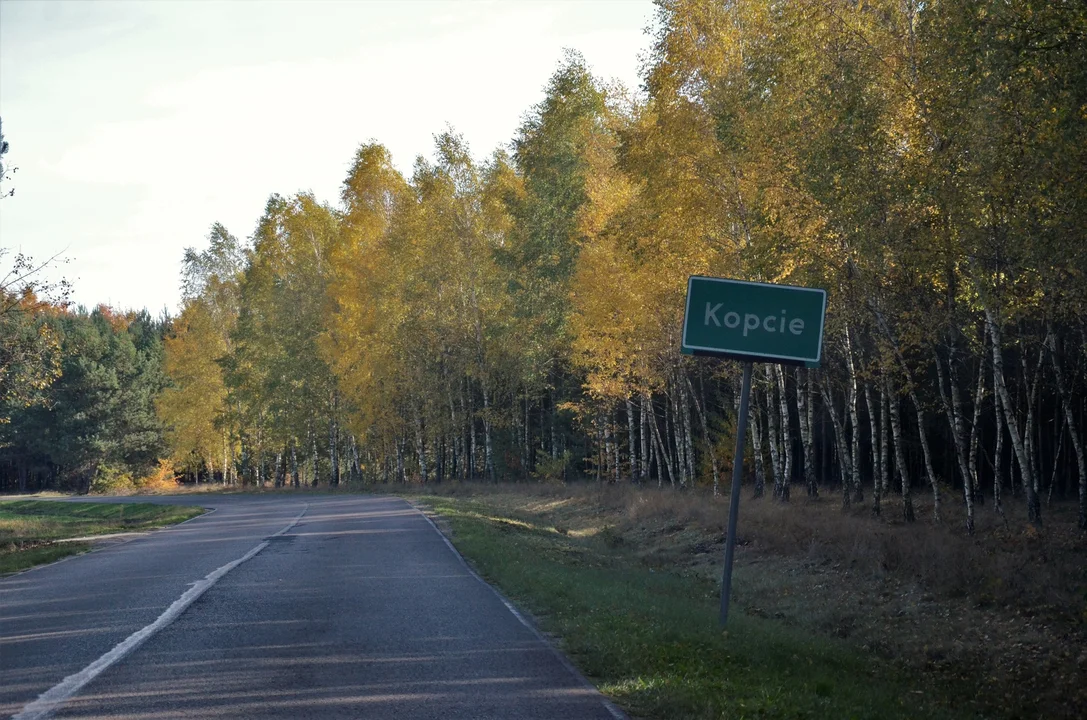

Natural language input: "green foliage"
[1,307,168,491]
[532,450,571,485]
[89,463,136,494]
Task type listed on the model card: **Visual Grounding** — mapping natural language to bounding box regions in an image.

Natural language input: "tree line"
[2,0,1084,531]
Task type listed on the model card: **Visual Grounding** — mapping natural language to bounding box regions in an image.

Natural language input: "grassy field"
[0,499,205,574]
[405,483,1086,720]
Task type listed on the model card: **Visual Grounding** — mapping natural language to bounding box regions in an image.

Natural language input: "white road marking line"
[12,504,308,720]
[415,503,629,720]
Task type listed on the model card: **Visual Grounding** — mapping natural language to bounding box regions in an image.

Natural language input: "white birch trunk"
[844,329,862,502]
[329,416,340,487]
[415,410,428,484]
[291,441,299,488]
[880,385,890,495]
[797,368,817,498]
[994,383,1006,517]
[764,366,783,495]
[774,364,793,501]
[1046,328,1087,529]
[686,374,721,496]
[985,306,1040,525]
[967,352,985,506]
[640,394,651,483]
[885,375,915,522]
[934,349,974,533]
[680,375,697,484]
[310,424,319,486]
[820,378,853,509]
[668,385,686,488]
[871,305,941,520]
[482,382,494,482]
[750,392,766,498]
[650,399,676,488]
[863,377,882,516]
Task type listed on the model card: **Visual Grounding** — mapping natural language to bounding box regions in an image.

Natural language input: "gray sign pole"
[720,361,753,626]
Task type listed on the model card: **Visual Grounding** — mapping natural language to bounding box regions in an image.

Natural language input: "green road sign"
[681,276,827,366]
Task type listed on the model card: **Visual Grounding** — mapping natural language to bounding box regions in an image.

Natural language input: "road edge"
[1,507,216,579]
[407,497,630,720]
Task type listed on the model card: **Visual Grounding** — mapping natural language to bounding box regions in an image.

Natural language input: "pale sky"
[0,0,655,314]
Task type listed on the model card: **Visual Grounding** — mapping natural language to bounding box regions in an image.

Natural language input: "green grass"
[0,500,205,574]
[419,494,971,720]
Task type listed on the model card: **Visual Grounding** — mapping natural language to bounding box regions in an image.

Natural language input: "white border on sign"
[681,276,828,364]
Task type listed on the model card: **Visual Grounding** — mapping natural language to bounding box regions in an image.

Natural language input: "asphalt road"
[1,494,623,719]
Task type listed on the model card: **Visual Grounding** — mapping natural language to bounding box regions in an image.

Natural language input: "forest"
[2,0,1085,535]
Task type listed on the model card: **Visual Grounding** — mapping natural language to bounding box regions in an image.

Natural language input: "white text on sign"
[704,303,805,337]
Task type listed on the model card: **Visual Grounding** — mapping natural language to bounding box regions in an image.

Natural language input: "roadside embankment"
[0,499,205,574]
[404,482,1086,720]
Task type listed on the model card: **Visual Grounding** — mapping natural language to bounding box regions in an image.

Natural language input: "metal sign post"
[720,361,752,626]
[680,276,827,627]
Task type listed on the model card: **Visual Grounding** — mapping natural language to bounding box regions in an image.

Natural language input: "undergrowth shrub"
[89,464,137,494]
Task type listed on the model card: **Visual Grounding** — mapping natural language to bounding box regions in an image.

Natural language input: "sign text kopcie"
[681,276,827,365]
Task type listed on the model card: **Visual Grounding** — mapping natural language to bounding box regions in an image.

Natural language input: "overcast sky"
[0,0,655,314]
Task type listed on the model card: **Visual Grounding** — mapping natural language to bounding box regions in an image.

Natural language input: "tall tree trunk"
[934,348,974,534]
[910,390,941,522]
[396,437,405,483]
[844,329,862,502]
[310,423,319,487]
[600,415,608,482]
[612,409,621,483]
[640,394,650,483]
[797,368,817,498]
[550,386,557,460]
[415,410,428,484]
[524,389,531,477]
[886,375,915,522]
[458,390,469,480]
[871,306,940,519]
[1046,328,1087,529]
[820,379,853,509]
[666,387,684,487]
[967,354,985,506]
[879,384,890,496]
[750,394,766,499]
[350,435,361,483]
[680,373,697,484]
[647,401,660,487]
[686,374,721,496]
[1022,349,1044,502]
[774,365,793,501]
[222,432,230,486]
[482,382,495,482]
[863,377,882,517]
[993,382,1006,517]
[468,388,477,480]
[329,416,340,487]
[650,399,676,488]
[1025,347,1047,495]
[626,396,638,483]
[452,399,461,480]
[986,307,1040,526]
[764,367,783,495]
[291,441,299,488]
